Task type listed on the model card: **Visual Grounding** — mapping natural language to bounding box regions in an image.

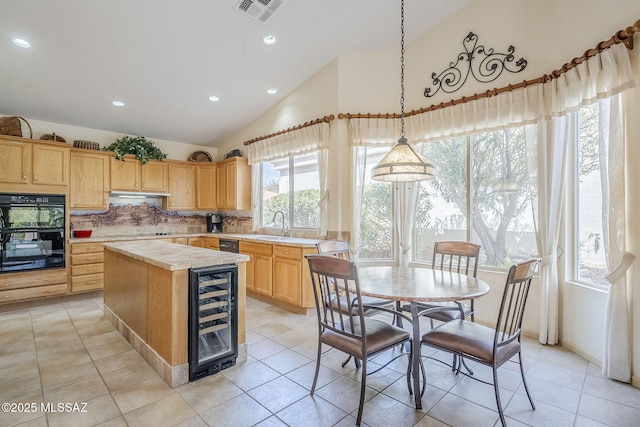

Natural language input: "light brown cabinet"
[0,138,69,191]
[204,237,219,250]
[141,161,169,193]
[70,242,104,292]
[32,143,69,186]
[187,237,205,247]
[196,164,217,210]
[0,269,68,304]
[110,157,140,191]
[110,156,168,193]
[272,245,316,309]
[70,150,110,209]
[239,241,273,295]
[166,162,196,210]
[216,157,250,210]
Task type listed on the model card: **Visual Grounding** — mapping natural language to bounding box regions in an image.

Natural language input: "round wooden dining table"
[356,266,490,410]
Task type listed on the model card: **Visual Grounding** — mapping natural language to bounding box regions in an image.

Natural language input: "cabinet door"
[196,164,217,210]
[166,163,196,209]
[141,161,168,193]
[32,143,69,186]
[273,257,301,305]
[215,162,229,209]
[110,157,140,191]
[254,255,273,296]
[70,151,110,209]
[0,139,30,184]
[188,237,204,247]
[216,157,250,210]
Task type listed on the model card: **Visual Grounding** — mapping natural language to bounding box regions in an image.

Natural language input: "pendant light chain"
[400,0,406,139]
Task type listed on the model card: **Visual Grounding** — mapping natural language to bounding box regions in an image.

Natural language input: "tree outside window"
[260,153,320,230]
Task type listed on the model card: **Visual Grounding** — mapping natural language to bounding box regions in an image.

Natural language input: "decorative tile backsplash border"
[70,201,207,237]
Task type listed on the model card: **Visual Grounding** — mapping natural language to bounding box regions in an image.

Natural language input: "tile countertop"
[71,232,324,248]
[102,240,249,271]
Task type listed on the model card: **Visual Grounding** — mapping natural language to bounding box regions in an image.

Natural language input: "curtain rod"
[338,18,640,120]
[243,115,335,146]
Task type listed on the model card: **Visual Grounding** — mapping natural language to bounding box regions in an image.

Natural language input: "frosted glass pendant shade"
[371,137,435,182]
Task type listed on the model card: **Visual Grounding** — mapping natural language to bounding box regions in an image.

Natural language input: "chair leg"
[341,355,361,368]
[518,352,536,410]
[492,364,506,427]
[356,358,367,426]
[310,341,323,395]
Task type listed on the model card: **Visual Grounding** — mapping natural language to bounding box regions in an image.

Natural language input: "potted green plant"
[103,135,167,164]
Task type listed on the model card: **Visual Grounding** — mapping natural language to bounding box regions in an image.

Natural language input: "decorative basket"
[0,116,33,138]
[39,133,66,142]
[73,140,100,150]
[188,150,213,162]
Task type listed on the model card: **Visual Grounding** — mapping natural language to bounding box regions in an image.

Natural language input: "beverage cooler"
[188,264,238,381]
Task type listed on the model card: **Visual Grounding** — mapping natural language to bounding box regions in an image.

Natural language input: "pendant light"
[372,0,435,182]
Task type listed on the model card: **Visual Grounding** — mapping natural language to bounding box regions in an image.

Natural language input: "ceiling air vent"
[236,0,283,23]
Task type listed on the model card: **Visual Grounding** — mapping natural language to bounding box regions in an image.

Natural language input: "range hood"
[110,191,171,198]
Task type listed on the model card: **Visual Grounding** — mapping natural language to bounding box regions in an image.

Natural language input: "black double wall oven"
[0,193,66,273]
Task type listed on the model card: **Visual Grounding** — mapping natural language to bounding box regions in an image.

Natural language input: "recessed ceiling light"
[267,88,277,95]
[13,38,31,48]
[208,95,220,102]
[112,100,125,107]
[263,35,276,45]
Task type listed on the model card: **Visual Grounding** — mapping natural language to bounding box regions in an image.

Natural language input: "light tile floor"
[1,294,640,427]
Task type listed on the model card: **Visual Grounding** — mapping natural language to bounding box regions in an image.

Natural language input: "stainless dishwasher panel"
[219,239,239,253]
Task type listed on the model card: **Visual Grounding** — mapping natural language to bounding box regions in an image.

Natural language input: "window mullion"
[288,157,294,228]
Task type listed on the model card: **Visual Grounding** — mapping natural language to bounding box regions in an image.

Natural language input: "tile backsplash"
[70,200,208,237]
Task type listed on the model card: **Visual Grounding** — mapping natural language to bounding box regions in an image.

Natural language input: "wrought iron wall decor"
[424,32,527,98]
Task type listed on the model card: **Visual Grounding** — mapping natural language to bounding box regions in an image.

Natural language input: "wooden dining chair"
[306,254,412,426]
[421,258,540,426]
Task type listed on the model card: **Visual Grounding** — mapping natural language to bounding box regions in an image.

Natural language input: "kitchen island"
[102,240,249,387]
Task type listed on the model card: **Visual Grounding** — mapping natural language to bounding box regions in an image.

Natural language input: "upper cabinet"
[216,157,250,210]
[0,137,69,192]
[70,150,110,209]
[165,162,196,210]
[110,156,168,193]
[141,161,169,193]
[196,163,217,210]
[110,157,140,191]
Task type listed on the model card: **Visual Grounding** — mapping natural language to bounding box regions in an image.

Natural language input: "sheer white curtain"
[247,122,330,234]
[394,182,419,266]
[525,117,570,345]
[349,43,635,345]
[352,145,370,263]
[600,95,634,382]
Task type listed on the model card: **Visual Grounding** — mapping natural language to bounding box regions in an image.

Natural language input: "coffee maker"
[206,214,222,233]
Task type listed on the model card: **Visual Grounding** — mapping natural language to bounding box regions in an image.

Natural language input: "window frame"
[258,153,321,232]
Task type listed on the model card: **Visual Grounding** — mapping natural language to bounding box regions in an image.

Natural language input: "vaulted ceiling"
[1,0,469,146]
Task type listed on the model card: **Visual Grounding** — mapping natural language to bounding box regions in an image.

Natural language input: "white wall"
[4,116,218,161]
[222,0,640,385]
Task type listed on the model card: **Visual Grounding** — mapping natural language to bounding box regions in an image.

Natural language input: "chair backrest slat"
[494,259,539,349]
[307,254,367,346]
[432,241,481,278]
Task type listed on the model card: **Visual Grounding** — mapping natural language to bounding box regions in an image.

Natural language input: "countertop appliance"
[189,264,238,381]
[0,193,65,273]
[206,214,222,233]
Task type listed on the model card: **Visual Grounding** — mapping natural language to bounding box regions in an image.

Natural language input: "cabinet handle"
[23,174,27,181]
[87,281,97,285]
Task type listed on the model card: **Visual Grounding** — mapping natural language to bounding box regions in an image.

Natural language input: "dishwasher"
[218,238,239,253]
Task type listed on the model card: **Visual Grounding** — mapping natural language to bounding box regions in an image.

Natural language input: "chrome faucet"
[272,210,287,236]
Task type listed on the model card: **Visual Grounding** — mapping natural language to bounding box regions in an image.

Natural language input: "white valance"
[247,122,330,165]
[350,43,635,146]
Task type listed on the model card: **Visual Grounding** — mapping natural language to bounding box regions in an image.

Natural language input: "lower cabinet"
[70,242,105,292]
[204,237,219,250]
[0,269,68,303]
[187,237,205,247]
[239,241,273,296]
